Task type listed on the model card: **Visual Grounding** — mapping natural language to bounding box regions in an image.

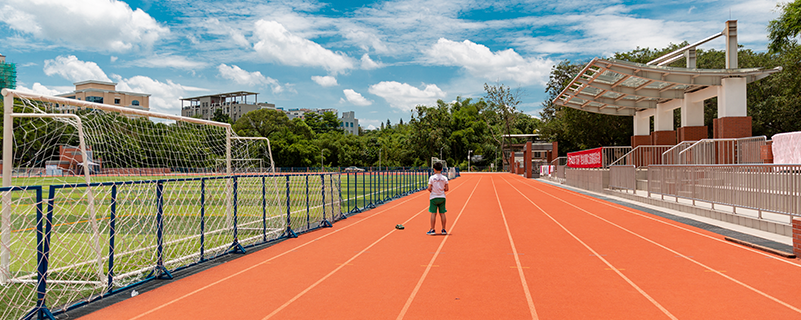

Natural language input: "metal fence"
[661,141,697,165]
[647,164,801,218]
[565,168,608,193]
[602,147,632,168]
[674,136,767,165]
[1,169,435,320]
[609,165,636,191]
[609,145,673,167]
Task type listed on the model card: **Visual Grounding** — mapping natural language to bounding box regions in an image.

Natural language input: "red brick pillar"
[713,117,752,139]
[651,130,676,145]
[794,218,801,257]
[508,152,515,173]
[677,126,708,142]
[524,141,532,178]
[552,141,558,162]
[631,135,651,148]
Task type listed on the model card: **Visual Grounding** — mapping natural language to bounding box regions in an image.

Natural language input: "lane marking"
[516,178,801,315]
[127,187,431,320]
[396,176,483,320]
[501,177,676,320]
[527,179,801,269]
[491,177,539,320]
[262,207,429,320]
[263,176,482,320]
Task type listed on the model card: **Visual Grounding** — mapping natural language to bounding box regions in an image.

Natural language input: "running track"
[79,173,801,319]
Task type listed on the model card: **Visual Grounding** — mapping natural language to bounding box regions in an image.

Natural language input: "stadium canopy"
[552,58,781,116]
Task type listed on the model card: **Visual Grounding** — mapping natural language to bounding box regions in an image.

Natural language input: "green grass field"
[0,171,428,319]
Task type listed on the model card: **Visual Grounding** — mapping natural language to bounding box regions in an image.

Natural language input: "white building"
[340,111,359,135]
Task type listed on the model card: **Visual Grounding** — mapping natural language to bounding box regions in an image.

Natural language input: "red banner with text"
[567,147,603,168]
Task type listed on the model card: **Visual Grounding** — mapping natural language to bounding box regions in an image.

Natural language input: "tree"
[211,108,232,124]
[483,83,521,167]
[768,0,801,53]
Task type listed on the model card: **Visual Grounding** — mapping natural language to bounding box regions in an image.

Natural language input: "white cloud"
[360,54,382,70]
[113,75,207,115]
[312,75,338,87]
[343,28,389,53]
[368,81,446,111]
[132,55,210,70]
[15,83,73,96]
[341,89,373,106]
[0,0,169,52]
[253,20,354,73]
[43,55,111,82]
[203,18,251,48]
[110,56,118,63]
[425,38,552,85]
[217,64,287,93]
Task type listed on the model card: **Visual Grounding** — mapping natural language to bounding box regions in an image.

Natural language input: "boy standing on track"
[427,162,449,235]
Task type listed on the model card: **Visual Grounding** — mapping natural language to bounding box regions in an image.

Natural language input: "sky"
[0,0,785,130]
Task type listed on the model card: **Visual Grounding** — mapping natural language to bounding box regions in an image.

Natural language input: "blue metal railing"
[2,168,451,320]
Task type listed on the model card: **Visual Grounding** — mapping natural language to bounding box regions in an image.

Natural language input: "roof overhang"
[552,58,782,116]
[181,91,259,101]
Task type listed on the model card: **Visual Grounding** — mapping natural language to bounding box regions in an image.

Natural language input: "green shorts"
[429,198,447,213]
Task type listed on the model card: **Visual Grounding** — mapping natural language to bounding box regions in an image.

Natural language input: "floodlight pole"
[468,150,472,172]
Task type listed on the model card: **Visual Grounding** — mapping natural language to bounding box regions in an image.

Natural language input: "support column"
[524,141,532,179]
[678,93,707,142]
[725,20,738,69]
[508,152,515,173]
[631,111,651,147]
[651,102,676,145]
[714,77,751,138]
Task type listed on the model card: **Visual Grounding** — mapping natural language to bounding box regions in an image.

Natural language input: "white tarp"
[772,131,801,164]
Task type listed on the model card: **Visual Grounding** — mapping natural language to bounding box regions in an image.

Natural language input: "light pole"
[468,150,472,172]
[378,148,382,171]
[439,147,443,161]
[320,149,324,172]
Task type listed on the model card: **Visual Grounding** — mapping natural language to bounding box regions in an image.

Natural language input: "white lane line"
[501,177,677,320]
[396,176,483,320]
[528,179,801,269]
[517,178,801,315]
[491,177,539,319]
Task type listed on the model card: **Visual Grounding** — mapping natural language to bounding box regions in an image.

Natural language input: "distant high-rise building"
[340,111,359,135]
[0,54,17,90]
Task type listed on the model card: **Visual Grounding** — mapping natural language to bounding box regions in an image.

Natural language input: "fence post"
[153,181,172,279]
[306,175,311,230]
[23,187,56,320]
[330,174,336,219]
[107,184,117,292]
[321,174,332,227]
[262,176,267,242]
[337,173,346,220]
[200,179,206,261]
[285,176,297,238]
[228,176,245,254]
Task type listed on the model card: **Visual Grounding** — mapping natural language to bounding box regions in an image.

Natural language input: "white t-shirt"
[428,173,448,199]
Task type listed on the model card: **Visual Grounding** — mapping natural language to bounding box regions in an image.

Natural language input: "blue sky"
[0,0,783,130]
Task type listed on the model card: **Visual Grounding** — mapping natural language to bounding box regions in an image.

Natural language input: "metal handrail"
[661,141,697,165]
[608,145,673,167]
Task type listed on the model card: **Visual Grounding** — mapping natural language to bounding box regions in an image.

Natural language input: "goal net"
[0,89,287,318]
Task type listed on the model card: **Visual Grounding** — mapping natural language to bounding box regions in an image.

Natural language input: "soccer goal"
[430,157,447,170]
[0,89,283,319]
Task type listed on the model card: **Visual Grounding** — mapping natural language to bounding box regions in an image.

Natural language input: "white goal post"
[0,88,273,284]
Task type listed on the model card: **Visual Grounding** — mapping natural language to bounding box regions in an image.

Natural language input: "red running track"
[79,173,801,319]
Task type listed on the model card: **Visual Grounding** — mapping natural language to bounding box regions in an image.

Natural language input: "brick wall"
[794,218,801,257]
[713,116,752,139]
